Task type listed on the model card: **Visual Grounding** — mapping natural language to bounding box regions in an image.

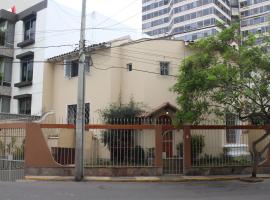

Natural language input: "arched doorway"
[158,115,173,158]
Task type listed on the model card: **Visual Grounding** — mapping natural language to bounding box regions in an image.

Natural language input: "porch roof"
[140,102,179,118]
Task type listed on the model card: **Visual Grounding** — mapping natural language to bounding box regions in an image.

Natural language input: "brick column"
[155,126,163,167]
[183,125,192,171]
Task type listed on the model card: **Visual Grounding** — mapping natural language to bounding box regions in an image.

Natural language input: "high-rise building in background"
[240,0,270,45]
[142,0,232,41]
[142,0,270,41]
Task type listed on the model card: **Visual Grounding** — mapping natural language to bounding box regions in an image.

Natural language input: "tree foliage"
[172,24,270,125]
[173,24,270,177]
[100,100,145,164]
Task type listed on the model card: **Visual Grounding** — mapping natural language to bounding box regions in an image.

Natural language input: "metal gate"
[0,128,25,182]
[162,130,183,175]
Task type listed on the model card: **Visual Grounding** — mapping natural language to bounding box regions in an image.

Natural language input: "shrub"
[176,135,205,161]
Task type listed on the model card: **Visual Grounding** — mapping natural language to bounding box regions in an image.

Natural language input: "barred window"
[67,103,90,124]
[160,61,169,75]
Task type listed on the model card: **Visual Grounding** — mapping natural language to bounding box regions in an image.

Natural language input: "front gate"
[0,128,25,182]
[162,130,183,175]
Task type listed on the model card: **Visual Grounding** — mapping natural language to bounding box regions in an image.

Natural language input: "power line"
[95,0,140,27]
[2,60,178,77]
[91,51,181,68]
[98,11,141,29]
[92,62,177,77]
[0,44,78,50]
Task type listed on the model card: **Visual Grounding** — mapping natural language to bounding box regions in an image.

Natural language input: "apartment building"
[142,0,232,40]
[0,10,15,113]
[240,0,270,44]
[0,0,135,116]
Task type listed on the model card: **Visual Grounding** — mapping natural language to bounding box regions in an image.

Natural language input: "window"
[67,103,90,124]
[0,20,7,46]
[65,58,91,78]
[21,56,33,82]
[18,97,31,115]
[127,63,132,71]
[0,58,12,87]
[71,60,79,77]
[24,16,36,41]
[226,113,240,144]
[160,62,169,75]
[0,96,10,113]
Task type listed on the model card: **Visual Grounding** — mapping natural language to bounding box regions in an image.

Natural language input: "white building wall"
[11,8,47,115]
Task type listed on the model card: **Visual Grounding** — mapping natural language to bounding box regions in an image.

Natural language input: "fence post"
[183,125,191,173]
[155,126,163,168]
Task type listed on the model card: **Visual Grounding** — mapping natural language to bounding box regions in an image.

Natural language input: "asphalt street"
[0,180,269,200]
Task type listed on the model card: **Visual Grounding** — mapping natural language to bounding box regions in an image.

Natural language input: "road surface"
[0,180,269,200]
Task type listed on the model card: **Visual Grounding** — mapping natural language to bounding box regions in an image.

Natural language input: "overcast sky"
[54,0,142,31]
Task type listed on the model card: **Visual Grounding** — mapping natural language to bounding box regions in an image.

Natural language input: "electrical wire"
[0,44,78,50]
[92,63,177,77]
[91,51,181,68]
[94,0,140,27]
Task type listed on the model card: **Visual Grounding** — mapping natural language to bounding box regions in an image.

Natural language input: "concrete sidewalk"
[24,174,270,182]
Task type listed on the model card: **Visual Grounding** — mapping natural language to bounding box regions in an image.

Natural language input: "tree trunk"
[251,129,270,178]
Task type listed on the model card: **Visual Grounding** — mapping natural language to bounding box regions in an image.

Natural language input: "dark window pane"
[19,97,31,115]
[71,60,79,77]
[1,97,10,113]
[21,57,33,82]
[24,17,36,40]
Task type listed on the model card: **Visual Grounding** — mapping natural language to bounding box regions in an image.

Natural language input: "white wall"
[11,8,47,115]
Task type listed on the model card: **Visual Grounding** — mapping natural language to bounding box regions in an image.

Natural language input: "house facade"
[43,38,253,166]
[44,38,192,122]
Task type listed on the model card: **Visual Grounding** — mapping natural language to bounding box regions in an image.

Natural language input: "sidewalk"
[24,174,270,182]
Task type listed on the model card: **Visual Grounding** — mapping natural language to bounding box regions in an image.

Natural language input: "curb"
[24,176,270,182]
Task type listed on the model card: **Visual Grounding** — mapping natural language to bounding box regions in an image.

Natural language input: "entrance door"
[158,115,173,158]
[158,115,183,175]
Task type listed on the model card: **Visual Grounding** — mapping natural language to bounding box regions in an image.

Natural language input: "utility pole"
[75,0,87,182]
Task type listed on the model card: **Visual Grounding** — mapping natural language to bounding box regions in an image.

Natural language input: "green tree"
[100,100,145,165]
[172,24,270,177]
